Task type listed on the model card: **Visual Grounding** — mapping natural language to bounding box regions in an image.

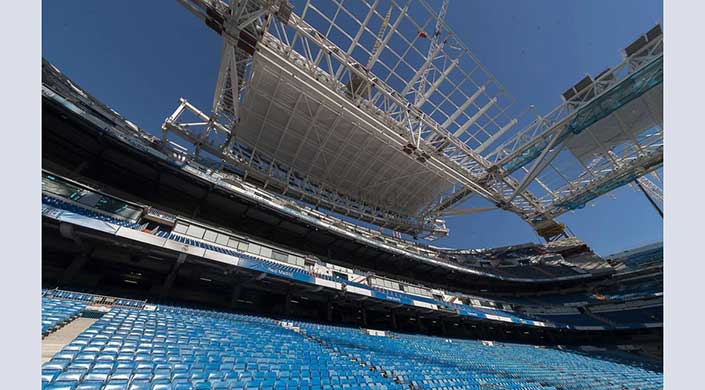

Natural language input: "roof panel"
[237,47,454,216]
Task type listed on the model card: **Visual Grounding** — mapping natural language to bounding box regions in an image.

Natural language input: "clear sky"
[42,0,663,256]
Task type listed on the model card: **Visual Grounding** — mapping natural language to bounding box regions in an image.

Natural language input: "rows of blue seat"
[50,290,101,302]
[597,306,662,325]
[295,322,550,390]
[440,338,663,390]
[43,194,141,229]
[47,290,145,309]
[42,304,405,390]
[471,306,538,324]
[599,280,662,302]
[615,247,662,271]
[42,296,87,335]
[41,293,662,390]
[510,279,662,307]
[518,292,593,305]
[469,265,580,280]
[113,299,147,309]
[535,313,606,327]
[499,304,663,329]
[294,321,662,390]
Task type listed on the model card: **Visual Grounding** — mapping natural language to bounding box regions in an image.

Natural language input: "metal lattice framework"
[163,0,663,241]
[480,26,663,221]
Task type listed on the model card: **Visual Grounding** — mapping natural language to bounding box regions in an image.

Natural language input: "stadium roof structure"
[43,55,617,289]
[160,0,662,241]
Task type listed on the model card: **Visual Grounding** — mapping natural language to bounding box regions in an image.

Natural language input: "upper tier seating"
[611,246,662,272]
[43,194,140,229]
[42,296,87,335]
[41,291,662,390]
[471,265,580,280]
[514,292,592,306]
[510,277,662,306]
[534,313,607,327]
[598,280,662,302]
[596,306,662,326]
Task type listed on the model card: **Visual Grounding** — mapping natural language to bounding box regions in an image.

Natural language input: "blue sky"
[42,0,663,256]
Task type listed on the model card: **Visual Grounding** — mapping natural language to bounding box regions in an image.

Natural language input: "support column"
[159,253,187,300]
[192,188,211,219]
[361,307,368,327]
[635,179,663,218]
[390,310,398,330]
[61,253,90,285]
[285,293,292,316]
[230,284,243,308]
[416,317,424,332]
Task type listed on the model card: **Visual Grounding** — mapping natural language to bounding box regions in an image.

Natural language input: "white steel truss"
[162,0,662,241]
[635,175,663,218]
[430,25,664,226]
[636,175,663,205]
[477,26,663,221]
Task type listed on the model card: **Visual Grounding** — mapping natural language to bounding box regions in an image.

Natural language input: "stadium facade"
[41,1,663,389]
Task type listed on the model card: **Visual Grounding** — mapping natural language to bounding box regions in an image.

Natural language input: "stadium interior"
[41,1,663,389]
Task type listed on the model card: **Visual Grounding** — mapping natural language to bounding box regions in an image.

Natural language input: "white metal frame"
[163,0,663,240]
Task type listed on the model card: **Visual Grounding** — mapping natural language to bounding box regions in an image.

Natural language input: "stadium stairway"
[43,317,98,364]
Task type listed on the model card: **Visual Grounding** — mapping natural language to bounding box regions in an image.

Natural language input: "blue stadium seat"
[40,291,662,390]
[42,194,140,229]
[42,296,87,335]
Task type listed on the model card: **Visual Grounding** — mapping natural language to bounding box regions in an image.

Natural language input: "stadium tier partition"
[42,178,662,332]
[508,280,661,305]
[42,292,662,390]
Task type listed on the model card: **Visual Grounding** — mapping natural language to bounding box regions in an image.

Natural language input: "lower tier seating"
[42,305,406,390]
[42,296,87,335]
[41,292,662,390]
[296,322,661,390]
